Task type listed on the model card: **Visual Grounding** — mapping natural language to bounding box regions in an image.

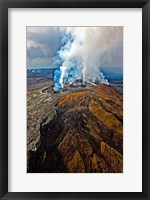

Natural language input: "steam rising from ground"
[53,27,123,92]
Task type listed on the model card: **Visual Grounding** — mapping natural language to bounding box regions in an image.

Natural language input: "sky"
[27,27,123,69]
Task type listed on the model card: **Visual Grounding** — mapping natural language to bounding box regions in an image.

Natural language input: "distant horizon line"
[27,66,123,70]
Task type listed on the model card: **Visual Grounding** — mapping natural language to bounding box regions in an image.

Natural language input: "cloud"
[27,27,123,69]
[27,27,62,68]
[27,57,53,68]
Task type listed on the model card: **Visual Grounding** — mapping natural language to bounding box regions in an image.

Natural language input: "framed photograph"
[0,0,150,199]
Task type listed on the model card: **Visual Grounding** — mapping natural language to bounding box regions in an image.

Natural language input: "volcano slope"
[28,84,123,173]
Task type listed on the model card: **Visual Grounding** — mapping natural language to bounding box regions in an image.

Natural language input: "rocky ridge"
[28,84,123,173]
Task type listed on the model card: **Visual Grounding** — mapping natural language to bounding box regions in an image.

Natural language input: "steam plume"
[53,27,123,92]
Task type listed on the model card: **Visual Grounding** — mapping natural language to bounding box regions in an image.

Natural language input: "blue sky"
[27,27,123,69]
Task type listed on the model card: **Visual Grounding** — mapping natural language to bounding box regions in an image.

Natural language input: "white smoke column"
[56,27,123,87]
[57,27,84,87]
[81,27,123,82]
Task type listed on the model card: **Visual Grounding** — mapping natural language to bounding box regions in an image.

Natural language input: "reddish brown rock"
[28,84,123,173]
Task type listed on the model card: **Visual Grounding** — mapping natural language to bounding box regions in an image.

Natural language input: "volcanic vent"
[28,84,123,173]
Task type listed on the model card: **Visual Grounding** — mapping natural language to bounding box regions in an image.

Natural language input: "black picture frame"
[0,0,150,199]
